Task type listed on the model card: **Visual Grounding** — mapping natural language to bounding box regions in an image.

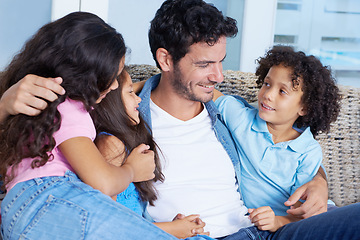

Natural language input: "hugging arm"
[285,168,328,218]
[0,74,65,122]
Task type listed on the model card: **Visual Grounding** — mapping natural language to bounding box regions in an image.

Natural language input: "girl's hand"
[155,214,209,239]
[248,207,281,232]
[124,144,156,182]
[0,74,65,121]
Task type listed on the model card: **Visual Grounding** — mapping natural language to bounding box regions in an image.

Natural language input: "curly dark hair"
[255,45,341,136]
[91,69,164,206]
[0,12,126,187]
[149,0,238,68]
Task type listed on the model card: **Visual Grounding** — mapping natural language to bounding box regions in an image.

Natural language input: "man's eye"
[199,63,209,68]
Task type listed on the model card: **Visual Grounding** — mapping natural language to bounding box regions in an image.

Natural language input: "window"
[274,0,360,87]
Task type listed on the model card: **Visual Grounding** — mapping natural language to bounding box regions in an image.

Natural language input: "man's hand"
[285,173,328,218]
[0,74,65,122]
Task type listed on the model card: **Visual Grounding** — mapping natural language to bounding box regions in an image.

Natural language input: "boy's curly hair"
[255,45,341,136]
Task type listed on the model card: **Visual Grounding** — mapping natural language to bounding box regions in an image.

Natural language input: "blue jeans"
[219,202,360,240]
[1,171,213,240]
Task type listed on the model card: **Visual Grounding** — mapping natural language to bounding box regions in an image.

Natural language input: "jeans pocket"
[20,194,88,240]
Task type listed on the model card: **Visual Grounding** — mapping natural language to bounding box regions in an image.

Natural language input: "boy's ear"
[298,106,307,116]
[156,48,173,72]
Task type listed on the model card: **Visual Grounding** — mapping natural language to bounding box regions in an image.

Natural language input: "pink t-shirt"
[6,98,96,190]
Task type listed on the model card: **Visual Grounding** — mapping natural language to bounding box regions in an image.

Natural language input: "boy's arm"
[249,203,303,232]
[213,88,224,101]
[133,80,146,94]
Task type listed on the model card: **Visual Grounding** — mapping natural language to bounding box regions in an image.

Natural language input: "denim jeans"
[1,171,213,240]
[218,202,360,240]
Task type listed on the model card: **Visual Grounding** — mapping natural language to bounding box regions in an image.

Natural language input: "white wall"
[0,0,52,71]
[239,0,277,73]
[107,0,164,66]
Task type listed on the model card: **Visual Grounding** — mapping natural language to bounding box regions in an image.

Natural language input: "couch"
[128,64,360,207]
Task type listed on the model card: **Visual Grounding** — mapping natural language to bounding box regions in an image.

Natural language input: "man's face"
[170,36,226,103]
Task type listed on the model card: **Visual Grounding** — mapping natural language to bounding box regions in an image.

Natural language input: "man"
[137,0,358,239]
[1,1,359,239]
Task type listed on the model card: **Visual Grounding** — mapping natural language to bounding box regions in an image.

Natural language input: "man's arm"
[285,168,328,218]
[0,74,65,122]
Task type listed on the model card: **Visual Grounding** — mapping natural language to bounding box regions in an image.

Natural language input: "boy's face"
[257,65,306,128]
[169,36,227,103]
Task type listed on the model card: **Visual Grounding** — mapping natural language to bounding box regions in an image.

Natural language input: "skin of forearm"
[317,166,327,181]
[153,222,186,239]
[273,214,301,232]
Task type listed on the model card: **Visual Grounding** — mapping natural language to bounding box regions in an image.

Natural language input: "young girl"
[0,12,207,240]
[92,69,209,239]
[214,46,341,233]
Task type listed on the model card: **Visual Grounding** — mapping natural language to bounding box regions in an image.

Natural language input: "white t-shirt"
[147,100,252,238]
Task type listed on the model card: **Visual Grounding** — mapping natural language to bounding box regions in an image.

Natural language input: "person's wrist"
[0,98,10,123]
[121,163,135,182]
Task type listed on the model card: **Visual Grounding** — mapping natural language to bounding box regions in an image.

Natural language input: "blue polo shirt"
[215,95,322,216]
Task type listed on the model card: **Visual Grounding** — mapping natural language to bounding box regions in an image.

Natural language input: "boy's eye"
[280,89,287,94]
[263,82,270,86]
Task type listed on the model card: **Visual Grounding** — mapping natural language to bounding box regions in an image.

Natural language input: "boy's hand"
[248,207,281,232]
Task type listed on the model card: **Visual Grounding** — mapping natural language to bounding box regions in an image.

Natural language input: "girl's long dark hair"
[0,12,126,187]
[91,70,164,206]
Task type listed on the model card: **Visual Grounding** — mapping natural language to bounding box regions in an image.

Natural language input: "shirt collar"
[251,112,313,153]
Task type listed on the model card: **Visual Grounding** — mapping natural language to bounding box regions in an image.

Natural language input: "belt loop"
[33,178,44,185]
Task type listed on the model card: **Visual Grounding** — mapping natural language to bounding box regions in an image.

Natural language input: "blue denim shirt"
[138,74,242,196]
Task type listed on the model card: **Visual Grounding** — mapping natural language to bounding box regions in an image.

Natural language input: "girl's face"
[257,65,306,129]
[121,71,142,124]
[96,57,125,104]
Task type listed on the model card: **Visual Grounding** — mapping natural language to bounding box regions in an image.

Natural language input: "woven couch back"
[128,64,359,207]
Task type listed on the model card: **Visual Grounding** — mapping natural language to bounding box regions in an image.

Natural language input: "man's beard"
[171,64,214,103]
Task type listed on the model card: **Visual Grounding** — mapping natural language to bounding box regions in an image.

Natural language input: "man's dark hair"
[149,0,238,68]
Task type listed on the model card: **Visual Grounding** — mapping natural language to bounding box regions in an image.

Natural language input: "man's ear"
[156,48,173,72]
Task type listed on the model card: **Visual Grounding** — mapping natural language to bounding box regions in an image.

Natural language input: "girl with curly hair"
[214,45,341,233]
[0,12,170,239]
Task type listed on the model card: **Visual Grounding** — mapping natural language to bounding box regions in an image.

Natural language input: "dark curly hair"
[91,69,164,206]
[255,45,341,136]
[0,12,126,187]
[149,0,238,68]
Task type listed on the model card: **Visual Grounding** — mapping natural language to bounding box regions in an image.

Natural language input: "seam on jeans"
[4,177,62,238]
[245,228,256,240]
[20,194,87,240]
